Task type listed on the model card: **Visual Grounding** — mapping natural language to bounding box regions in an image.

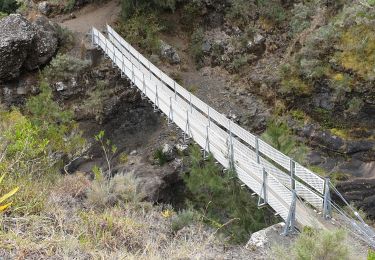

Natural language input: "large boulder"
[0,14,59,82]
[25,16,59,70]
[0,14,35,81]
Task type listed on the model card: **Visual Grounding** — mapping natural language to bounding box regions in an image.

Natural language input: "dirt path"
[60,0,120,34]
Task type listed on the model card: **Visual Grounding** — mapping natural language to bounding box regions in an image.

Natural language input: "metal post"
[91,28,94,48]
[189,93,192,113]
[207,106,211,127]
[204,125,210,158]
[148,61,151,80]
[290,160,296,190]
[255,137,260,164]
[131,63,134,88]
[282,190,297,236]
[173,82,177,99]
[154,84,159,111]
[168,97,173,125]
[184,110,190,143]
[323,177,332,219]
[258,167,268,207]
[121,57,125,78]
[228,120,234,170]
[142,74,146,98]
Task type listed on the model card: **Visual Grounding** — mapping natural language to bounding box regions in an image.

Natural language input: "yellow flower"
[161,209,174,218]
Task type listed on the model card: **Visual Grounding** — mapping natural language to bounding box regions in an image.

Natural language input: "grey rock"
[202,41,212,53]
[246,222,289,251]
[24,16,59,71]
[55,81,67,91]
[162,143,175,161]
[0,14,35,81]
[0,14,59,81]
[38,1,51,16]
[247,33,266,56]
[160,41,180,64]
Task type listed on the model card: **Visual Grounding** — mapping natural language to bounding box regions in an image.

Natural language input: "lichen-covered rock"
[160,41,180,64]
[25,16,59,71]
[38,1,52,16]
[0,14,35,81]
[0,14,59,82]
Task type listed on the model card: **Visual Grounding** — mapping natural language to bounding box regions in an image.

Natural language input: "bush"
[261,119,309,163]
[258,0,286,25]
[226,0,257,29]
[190,28,204,67]
[25,80,85,156]
[184,145,276,244]
[335,24,375,80]
[86,171,141,210]
[116,12,162,55]
[0,0,18,14]
[171,208,201,232]
[289,2,315,35]
[272,229,351,260]
[121,0,176,19]
[42,54,90,83]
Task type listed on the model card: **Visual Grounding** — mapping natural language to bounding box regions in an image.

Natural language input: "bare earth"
[61,0,120,35]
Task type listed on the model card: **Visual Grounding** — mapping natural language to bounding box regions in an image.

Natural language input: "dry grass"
[0,173,256,259]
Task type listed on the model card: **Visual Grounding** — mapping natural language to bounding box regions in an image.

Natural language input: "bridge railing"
[105,25,325,206]
[92,27,323,226]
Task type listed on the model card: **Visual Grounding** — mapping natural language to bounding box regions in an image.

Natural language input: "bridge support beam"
[282,190,297,236]
[258,167,268,207]
[323,177,332,219]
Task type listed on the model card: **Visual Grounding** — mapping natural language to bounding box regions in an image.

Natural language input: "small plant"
[171,209,200,232]
[153,148,168,166]
[86,170,141,210]
[0,174,19,213]
[95,131,117,175]
[42,54,90,82]
[346,97,364,115]
[368,250,375,260]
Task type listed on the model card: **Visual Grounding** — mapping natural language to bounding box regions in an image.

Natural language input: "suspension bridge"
[91,25,375,246]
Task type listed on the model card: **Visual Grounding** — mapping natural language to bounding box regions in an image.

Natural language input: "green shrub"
[226,0,257,29]
[258,0,286,25]
[346,97,364,115]
[56,26,75,53]
[180,1,202,31]
[0,11,7,19]
[272,229,351,260]
[289,2,316,35]
[43,54,90,82]
[262,120,309,163]
[121,0,176,19]
[190,28,204,67]
[116,12,162,55]
[184,145,276,244]
[368,250,375,260]
[171,209,201,232]
[64,0,75,12]
[153,148,168,166]
[25,80,85,156]
[0,0,18,14]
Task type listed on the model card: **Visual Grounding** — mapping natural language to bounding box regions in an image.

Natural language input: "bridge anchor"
[282,190,297,236]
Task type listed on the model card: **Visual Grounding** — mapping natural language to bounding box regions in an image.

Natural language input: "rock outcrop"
[0,14,59,82]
